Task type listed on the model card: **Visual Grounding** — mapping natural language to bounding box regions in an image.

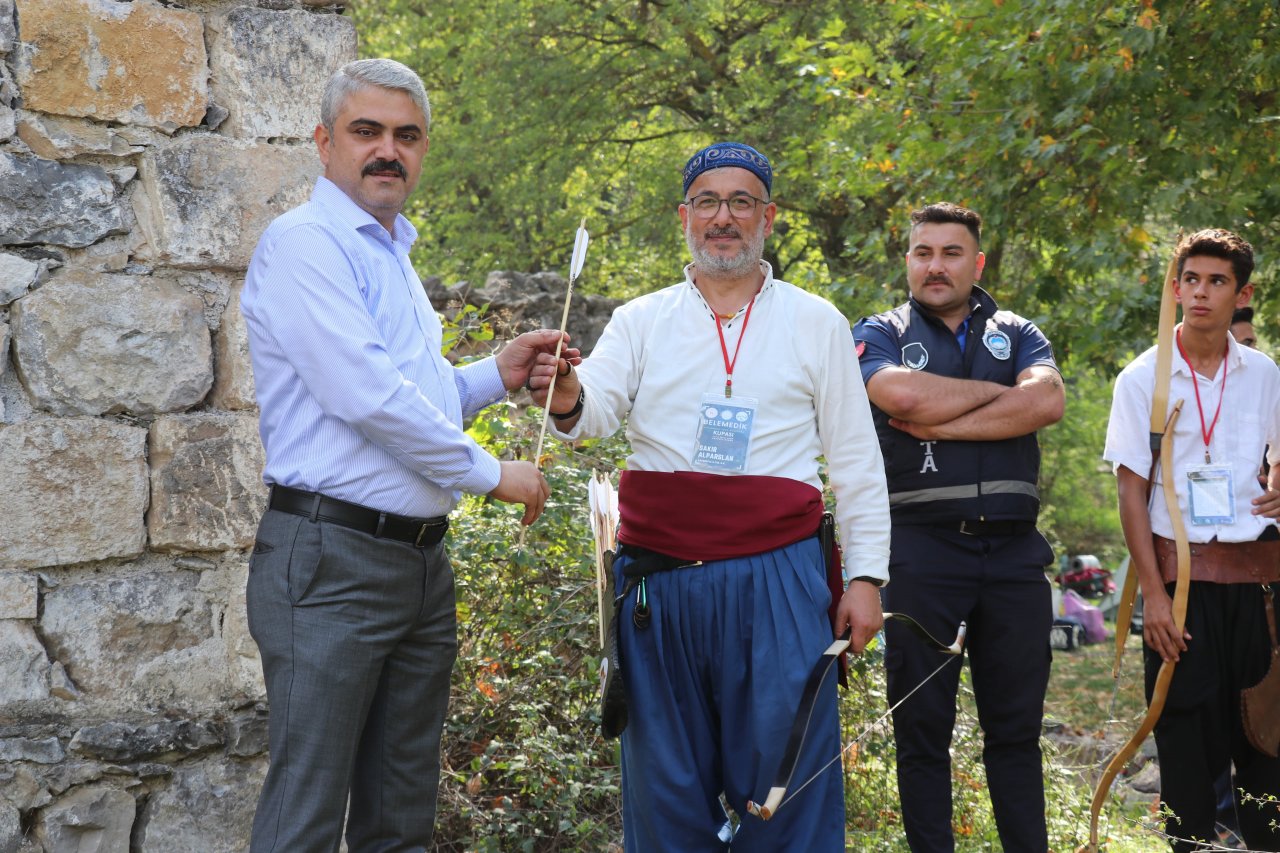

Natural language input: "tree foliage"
[354,0,1280,366]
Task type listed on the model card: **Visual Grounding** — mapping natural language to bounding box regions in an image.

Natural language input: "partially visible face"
[315,84,429,231]
[1175,255,1253,333]
[905,222,986,321]
[1231,320,1258,349]
[679,167,776,277]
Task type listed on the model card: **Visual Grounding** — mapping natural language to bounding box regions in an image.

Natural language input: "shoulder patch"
[855,339,867,358]
[902,341,929,370]
[982,327,1013,361]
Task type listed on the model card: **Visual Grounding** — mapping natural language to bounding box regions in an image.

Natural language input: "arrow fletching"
[570,218,590,281]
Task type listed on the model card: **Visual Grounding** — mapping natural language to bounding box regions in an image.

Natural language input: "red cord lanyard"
[1175,328,1228,463]
[713,295,757,398]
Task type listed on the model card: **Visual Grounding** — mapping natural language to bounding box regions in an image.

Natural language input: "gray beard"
[686,219,765,277]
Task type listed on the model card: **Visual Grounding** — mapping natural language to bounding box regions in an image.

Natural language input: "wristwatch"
[551,387,585,421]
[846,575,886,588]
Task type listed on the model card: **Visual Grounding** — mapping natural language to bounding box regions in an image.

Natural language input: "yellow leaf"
[1118,46,1134,71]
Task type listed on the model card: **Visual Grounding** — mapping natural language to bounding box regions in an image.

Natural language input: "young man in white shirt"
[1104,229,1280,852]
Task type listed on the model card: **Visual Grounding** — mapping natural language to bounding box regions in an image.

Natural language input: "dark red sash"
[617,470,823,561]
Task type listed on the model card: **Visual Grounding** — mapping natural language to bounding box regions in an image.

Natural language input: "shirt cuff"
[841,549,890,586]
[454,444,502,496]
[459,358,508,413]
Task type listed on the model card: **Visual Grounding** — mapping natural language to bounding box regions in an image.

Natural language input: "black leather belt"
[269,485,448,547]
[948,519,1034,537]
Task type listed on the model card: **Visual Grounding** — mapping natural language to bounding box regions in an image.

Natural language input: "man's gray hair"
[320,59,431,134]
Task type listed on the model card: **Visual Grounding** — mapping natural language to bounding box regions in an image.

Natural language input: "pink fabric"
[1061,589,1108,644]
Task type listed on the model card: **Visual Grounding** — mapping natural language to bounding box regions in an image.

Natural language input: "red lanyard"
[1175,328,1228,463]
[713,295,757,398]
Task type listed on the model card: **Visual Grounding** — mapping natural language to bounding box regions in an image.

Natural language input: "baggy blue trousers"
[614,536,845,852]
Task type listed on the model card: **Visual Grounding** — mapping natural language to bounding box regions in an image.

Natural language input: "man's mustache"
[362,159,407,179]
[925,274,951,286]
[705,227,741,240]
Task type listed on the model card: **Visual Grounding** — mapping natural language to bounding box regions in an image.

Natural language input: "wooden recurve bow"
[1080,256,1191,852]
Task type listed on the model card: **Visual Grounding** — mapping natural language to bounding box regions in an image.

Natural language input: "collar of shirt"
[683,260,777,322]
[312,176,419,253]
[1170,323,1248,382]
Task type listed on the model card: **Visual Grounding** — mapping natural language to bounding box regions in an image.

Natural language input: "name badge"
[1187,464,1235,526]
[691,394,757,474]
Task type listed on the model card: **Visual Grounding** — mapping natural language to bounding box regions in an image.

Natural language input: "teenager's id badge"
[691,394,757,474]
[1187,464,1235,525]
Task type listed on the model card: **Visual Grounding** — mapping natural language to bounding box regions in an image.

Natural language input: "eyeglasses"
[684,193,769,219]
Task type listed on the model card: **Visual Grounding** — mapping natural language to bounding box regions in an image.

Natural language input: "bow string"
[746,612,966,821]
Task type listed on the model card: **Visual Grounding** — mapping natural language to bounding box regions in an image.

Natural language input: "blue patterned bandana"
[682,142,772,197]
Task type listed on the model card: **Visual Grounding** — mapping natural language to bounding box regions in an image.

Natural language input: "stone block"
[0,419,147,570]
[0,571,37,619]
[209,282,256,410]
[163,269,232,333]
[13,0,206,131]
[0,152,123,248]
[227,709,268,758]
[131,637,235,712]
[10,271,212,416]
[0,762,52,811]
[0,622,51,703]
[16,112,149,159]
[137,757,265,853]
[0,322,7,382]
[147,412,266,552]
[0,0,15,54]
[0,61,15,141]
[133,135,320,269]
[0,251,39,305]
[208,6,355,139]
[37,785,134,853]
[0,737,63,764]
[222,562,264,701]
[69,720,224,763]
[0,801,18,853]
[39,571,211,699]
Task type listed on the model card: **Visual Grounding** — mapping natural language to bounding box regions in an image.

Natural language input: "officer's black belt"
[269,485,448,547]
[939,519,1035,537]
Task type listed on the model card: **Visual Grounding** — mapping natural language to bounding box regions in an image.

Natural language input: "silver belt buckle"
[415,523,431,547]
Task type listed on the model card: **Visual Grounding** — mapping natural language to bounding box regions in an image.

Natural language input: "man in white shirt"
[530,142,890,851]
[1105,228,1280,852]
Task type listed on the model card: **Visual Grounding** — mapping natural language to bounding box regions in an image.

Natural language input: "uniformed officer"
[853,202,1065,853]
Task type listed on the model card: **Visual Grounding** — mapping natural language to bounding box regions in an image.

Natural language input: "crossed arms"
[865,363,1065,441]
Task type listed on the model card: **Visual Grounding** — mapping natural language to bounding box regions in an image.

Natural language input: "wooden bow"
[746,613,966,821]
[1080,255,1191,852]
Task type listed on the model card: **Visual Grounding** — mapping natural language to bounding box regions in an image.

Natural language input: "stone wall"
[0,2,622,850]
[0,1,353,850]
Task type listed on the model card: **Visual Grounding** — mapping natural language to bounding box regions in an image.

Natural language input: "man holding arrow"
[530,141,890,851]
[1104,229,1280,852]
[240,58,573,851]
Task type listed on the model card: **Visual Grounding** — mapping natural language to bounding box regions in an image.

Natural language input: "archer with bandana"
[528,142,890,851]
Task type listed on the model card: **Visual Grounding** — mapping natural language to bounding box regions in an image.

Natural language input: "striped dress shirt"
[241,177,504,518]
